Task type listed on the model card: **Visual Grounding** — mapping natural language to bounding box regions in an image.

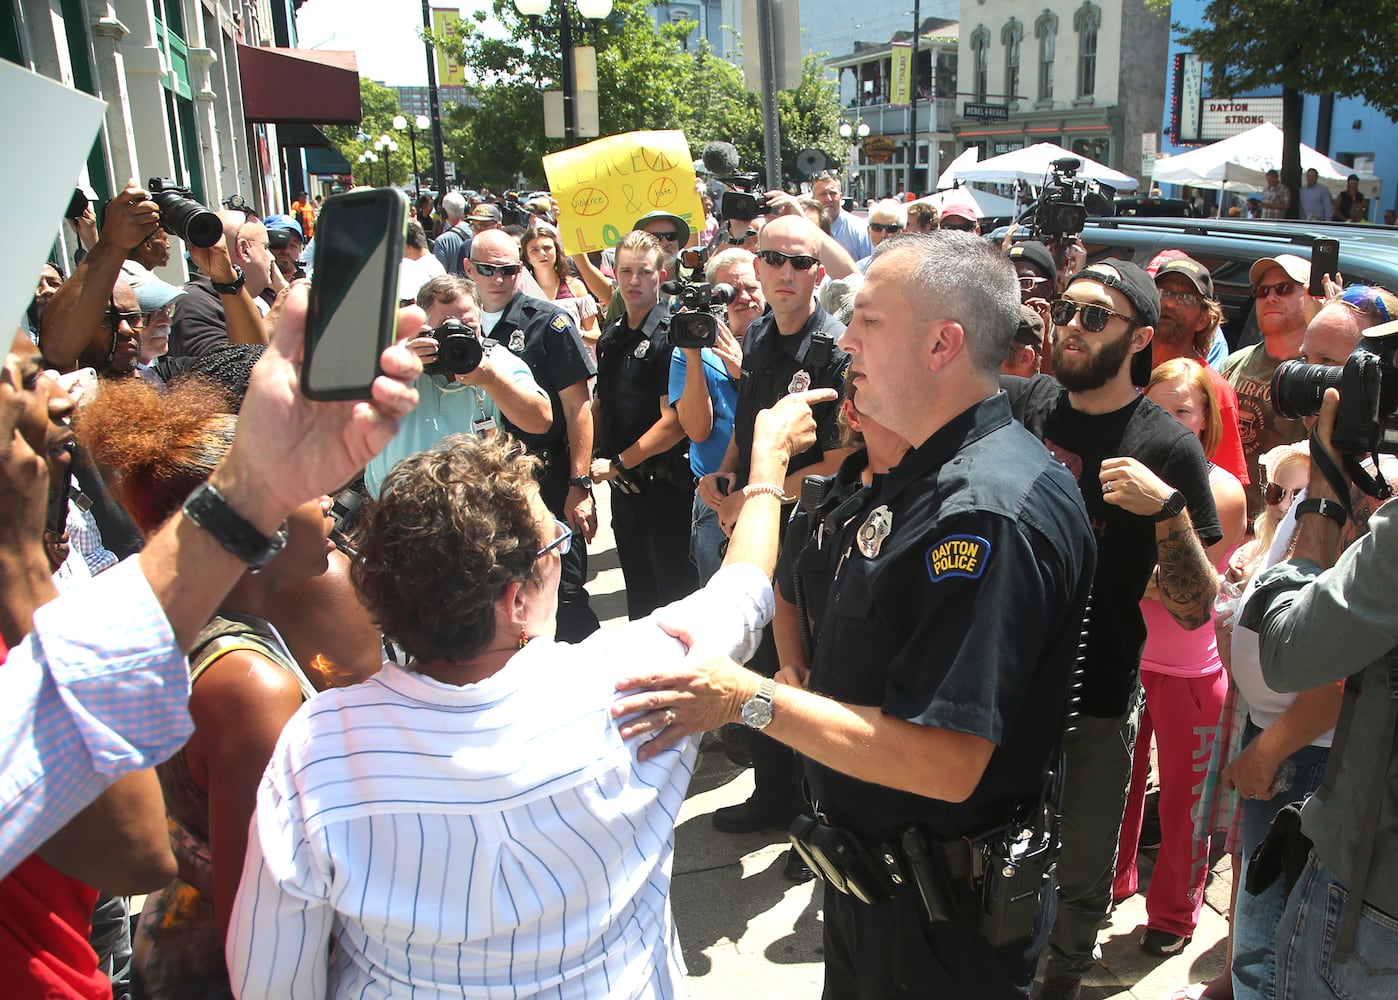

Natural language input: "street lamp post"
[839,120,870,202]
[394,113,432,198]
[375,134,399,187]
[358,150,378,187]
[512,0,613,144]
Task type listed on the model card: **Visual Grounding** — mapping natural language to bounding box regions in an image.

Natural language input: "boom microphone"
[702,142,742,178]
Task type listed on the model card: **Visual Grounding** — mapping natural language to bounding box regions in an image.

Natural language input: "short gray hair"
[705,246,756,282]
[869,199,907,226]
[819,273,863,325]
[442,191,467,222]
[871,232,1019,375]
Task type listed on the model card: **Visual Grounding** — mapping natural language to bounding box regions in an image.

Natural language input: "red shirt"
[0,855,109,999]
[1200,360,1251,486]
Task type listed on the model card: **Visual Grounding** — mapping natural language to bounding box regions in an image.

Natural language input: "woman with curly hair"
[75,377,335,999]
[521,222,599,346]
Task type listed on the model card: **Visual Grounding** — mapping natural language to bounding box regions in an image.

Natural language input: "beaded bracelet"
[742,482,789,501]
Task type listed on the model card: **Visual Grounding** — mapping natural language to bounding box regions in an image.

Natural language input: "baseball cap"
[263,215,303,239]
[134,277,186,314]
[468,204,503,223]
[1067,257,1160,328]
[939,189,981,223]
[1154,255,1215,299]
[633,210,691,248]
[1014,304,1046,347]
[1005,241,1056,282]
[1248,253,1310,288]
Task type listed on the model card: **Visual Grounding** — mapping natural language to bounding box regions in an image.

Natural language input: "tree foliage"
[425,0,844,189]
[323,79,414,187]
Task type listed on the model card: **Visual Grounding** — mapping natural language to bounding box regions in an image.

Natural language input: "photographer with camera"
[364,274,551,498]
[167,209,276,360]
[1239,330,1398,998]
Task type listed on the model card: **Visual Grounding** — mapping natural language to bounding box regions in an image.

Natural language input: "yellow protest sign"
[543,130,703,253]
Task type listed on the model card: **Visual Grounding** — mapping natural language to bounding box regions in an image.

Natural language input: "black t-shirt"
[594,304,675,457]
[733,305,848,484]
[167,276,230,360]
[1004,375,1223,718]
[484,292,597,452]
[804,394,1096,841]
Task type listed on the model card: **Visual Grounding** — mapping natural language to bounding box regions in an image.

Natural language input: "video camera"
[1273,321,1398,472]
[148,177,223,248]
[1025,158,1114,243]
[422,317,484,377]
[718,173,767,224]
[663,247,737,350]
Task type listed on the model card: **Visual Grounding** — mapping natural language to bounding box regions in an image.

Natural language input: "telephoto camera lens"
[1271,359,1345,420]
[148,177,223,248]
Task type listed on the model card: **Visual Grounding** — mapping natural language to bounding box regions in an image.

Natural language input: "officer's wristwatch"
[1153,489,1187,522]
[741,678,777,730]
[182,482,289,571]
[209,265,246,296]
[568,475,593,492]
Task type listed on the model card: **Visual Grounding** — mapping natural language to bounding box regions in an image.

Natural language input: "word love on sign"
[544,130,703,252]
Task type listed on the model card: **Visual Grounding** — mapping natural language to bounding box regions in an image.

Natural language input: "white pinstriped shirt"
[228,563,772,999]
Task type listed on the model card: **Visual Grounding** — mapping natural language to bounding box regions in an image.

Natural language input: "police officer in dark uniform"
[694,215,851,848]
[618,232,1097,998]
[470,229,601,641]
[591,230,697,619]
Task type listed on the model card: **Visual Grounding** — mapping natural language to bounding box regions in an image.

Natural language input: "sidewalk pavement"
[585,486,1233,1000]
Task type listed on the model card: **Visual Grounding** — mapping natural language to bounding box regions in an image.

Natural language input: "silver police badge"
[633,340,649,359]
[857,505,894,558]
[788,370,812,394]
[509,330,526,353]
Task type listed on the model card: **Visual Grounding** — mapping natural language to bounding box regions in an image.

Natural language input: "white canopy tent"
[936,146,980,190]
[1153,122,1382,199]
[943,141,1139,191]
[916,186,1018,219]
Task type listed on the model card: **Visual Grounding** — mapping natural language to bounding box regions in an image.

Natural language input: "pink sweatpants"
[1114,667,1227,938]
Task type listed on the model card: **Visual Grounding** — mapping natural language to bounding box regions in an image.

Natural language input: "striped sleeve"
[227,728,333,999]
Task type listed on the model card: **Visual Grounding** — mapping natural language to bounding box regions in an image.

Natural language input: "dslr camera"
[1028,158,1114,243]
[148,177,223,248]
[1272,321,1398,459]
[422,317,484,377]
[663,248,737,350]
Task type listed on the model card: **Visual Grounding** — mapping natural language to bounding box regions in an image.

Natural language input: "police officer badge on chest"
[633,340,649,359]
[857,505,893,558]
[788,370,812,394]
[509,330,526,353]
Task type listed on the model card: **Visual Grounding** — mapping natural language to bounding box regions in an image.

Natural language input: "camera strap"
[1309,427,1394,507]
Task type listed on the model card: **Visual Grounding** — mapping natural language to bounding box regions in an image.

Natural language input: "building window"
[1002,19,1023,107]
[1074,2,1101,100]
[1035,12,1058,104]
[970,26,989,103]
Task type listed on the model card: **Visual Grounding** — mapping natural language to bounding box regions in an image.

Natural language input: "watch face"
[743,696,774,730]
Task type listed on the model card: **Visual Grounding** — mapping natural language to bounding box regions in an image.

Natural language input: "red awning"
[238,45,361,125]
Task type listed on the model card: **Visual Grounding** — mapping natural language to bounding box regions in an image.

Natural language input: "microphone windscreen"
[702,141,741,177]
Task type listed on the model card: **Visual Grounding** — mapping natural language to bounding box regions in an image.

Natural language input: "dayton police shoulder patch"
[549,313,572,332]
[925,533,991,582]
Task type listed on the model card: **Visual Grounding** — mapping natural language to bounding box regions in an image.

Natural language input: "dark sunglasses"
[755,249,821,271]
[1049,298,1135,333]
[1263,482,1302,506]
[472,261,522,277]
[1252,280,1300,299]
[1018,275,1050,292]
[536,518,573,558]
[648,230,681,242]
[868,222,902,234]
[941,219,977,232]
[100,305,145,330]
[727,229,758,245]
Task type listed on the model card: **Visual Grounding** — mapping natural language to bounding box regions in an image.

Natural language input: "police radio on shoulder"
[181,482,289,571]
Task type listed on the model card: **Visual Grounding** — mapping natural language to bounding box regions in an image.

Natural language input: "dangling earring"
[518,629,531,649]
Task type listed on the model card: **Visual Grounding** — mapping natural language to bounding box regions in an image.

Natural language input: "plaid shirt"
[0,557,191,880]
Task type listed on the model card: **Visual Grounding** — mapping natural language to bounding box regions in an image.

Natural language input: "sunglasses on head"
[869,222,902,234]
[1253,280,1300,299]
[1263,482,1302,506]
[755,249,821,271]
[1049,298,1135,333]
[471,261,522,277]
[1340,284,1393,322]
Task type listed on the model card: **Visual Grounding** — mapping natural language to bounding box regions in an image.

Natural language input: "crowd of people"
[3,161,1396,1000]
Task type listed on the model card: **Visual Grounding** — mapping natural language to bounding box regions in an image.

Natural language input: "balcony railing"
[842,98,955,136]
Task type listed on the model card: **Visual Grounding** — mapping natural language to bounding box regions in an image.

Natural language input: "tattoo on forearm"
[1156,524,1217,630]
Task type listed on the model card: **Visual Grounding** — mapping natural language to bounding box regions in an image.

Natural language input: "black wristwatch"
[209,265,246,295]
[1153,489,1187,522]
[182,483,288,571]
[568,475,593,491]
[1295,497,1348,528]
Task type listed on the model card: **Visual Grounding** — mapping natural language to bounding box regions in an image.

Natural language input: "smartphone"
[1309,238,1339,296]
[302,188,408,400]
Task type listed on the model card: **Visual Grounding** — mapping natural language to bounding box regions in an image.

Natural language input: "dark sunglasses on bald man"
[755,249,821,271]
[472,261,522,277]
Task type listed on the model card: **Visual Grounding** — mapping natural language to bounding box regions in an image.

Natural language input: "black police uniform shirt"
[1004,375,1223,719]
[594,303,683,465]
[804,394,1097,842]
[733,304,848,485]
[484,291,596,452]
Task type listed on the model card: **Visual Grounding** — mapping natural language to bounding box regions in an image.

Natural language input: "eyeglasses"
[1263,482,1302,507]
[868,222,902,234]
[727,229,758,245]
[471,261,522,277]
[1253,280,1300,299]
[143,303,177,324]
[99,305,145,331]
[941,219,977,232]
[647,230,681,243]
[755,249,821,271]
[1158,288,1203,307]
[1018,275,1050,293]
[1049,298,1135,333]
[1340,284,1393,322]
[536,518,573,558]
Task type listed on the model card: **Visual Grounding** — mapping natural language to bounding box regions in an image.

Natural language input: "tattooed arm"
[1154,515,1218,630]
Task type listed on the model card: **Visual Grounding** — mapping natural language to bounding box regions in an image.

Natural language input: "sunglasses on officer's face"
[755,249,821,271]
[472,261,522,278]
